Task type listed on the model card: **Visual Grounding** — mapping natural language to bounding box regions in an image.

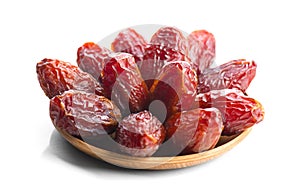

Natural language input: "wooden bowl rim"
[54,126,252,170]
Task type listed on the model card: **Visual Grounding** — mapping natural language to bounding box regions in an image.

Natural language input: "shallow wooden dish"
[55,126,251,170]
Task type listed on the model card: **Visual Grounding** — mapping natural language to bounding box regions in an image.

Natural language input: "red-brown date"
[50,90,122,137]
[187,30,216,73]
[194,89,264,135]
[150,26,187,55]
[36,58,103,98]
[138,44,188,88]
[150,61,198,119]
[111,28,147,62]
[164,108,223,155]
[100,52,149,116]
[198,59,257,93]
[77,42,111,80]
[115,110,165,157]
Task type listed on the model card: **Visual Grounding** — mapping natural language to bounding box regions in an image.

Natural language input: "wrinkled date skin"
[100,52,149,116]
[50,90,122,137]
[138,44,188,88]
[115,110,166,157]
[198,59,257,93]
[111,28,147,62]
[187,30,216,73]
[150,26,187,55]
[194,89,264,135]
[150,61,198,119]
[36,58,104,98]
[77,42,111,80]
[164,108,223,155]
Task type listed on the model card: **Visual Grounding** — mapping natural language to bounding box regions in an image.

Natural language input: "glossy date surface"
[77,42,111,81]
[194,89,264,135]
[115,110,165,157]
[111,28,147,62]
[150,61,198,119]
[50,90,121,137]
[198,59,257,93]
[100,52,149,116]
[36,58,103,98]
[164,108,223,155]
[150,26,187,55]
[138,44,188,88]
[187,30,216,73]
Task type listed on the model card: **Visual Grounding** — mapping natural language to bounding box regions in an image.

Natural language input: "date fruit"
[194,89,264,135]
[164,108,223,155]
[111,28,147,62]
[100,52,149,116]
[187,30,216,73]
[115,110,166,157]
[36,58,104,98]
[138,44,187,88]
[77,42,111,80]
[150,26,187,55]
[37,26,265,158]
[50,90,122,137]
[198,59,257,93]
[150,61,198,119]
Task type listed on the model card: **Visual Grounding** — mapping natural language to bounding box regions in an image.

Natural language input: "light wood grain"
[55,127,251,170]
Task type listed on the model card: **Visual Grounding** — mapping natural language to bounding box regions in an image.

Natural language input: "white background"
[1,0,299,190]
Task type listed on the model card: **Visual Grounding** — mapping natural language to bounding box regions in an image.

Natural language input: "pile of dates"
[37,26,264,157]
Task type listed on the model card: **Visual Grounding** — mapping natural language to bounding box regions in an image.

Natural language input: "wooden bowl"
[55,126,252,170]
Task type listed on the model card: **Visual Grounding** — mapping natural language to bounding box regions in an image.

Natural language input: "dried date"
[50,90,122,137]
[150,61,198,119]
[194,89,264,135]
[77,42,111,80]
[164,108,223,155]
[115,110,165,157]
[111,28,147,62]
[187,30,216,73]
[100,52,149,116]
[36,58,104,98]
[198,59,257,93]
[150,26,187,55]
[138,44,188,88]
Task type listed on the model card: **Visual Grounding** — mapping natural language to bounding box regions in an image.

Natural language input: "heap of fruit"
[36,26,264,157]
